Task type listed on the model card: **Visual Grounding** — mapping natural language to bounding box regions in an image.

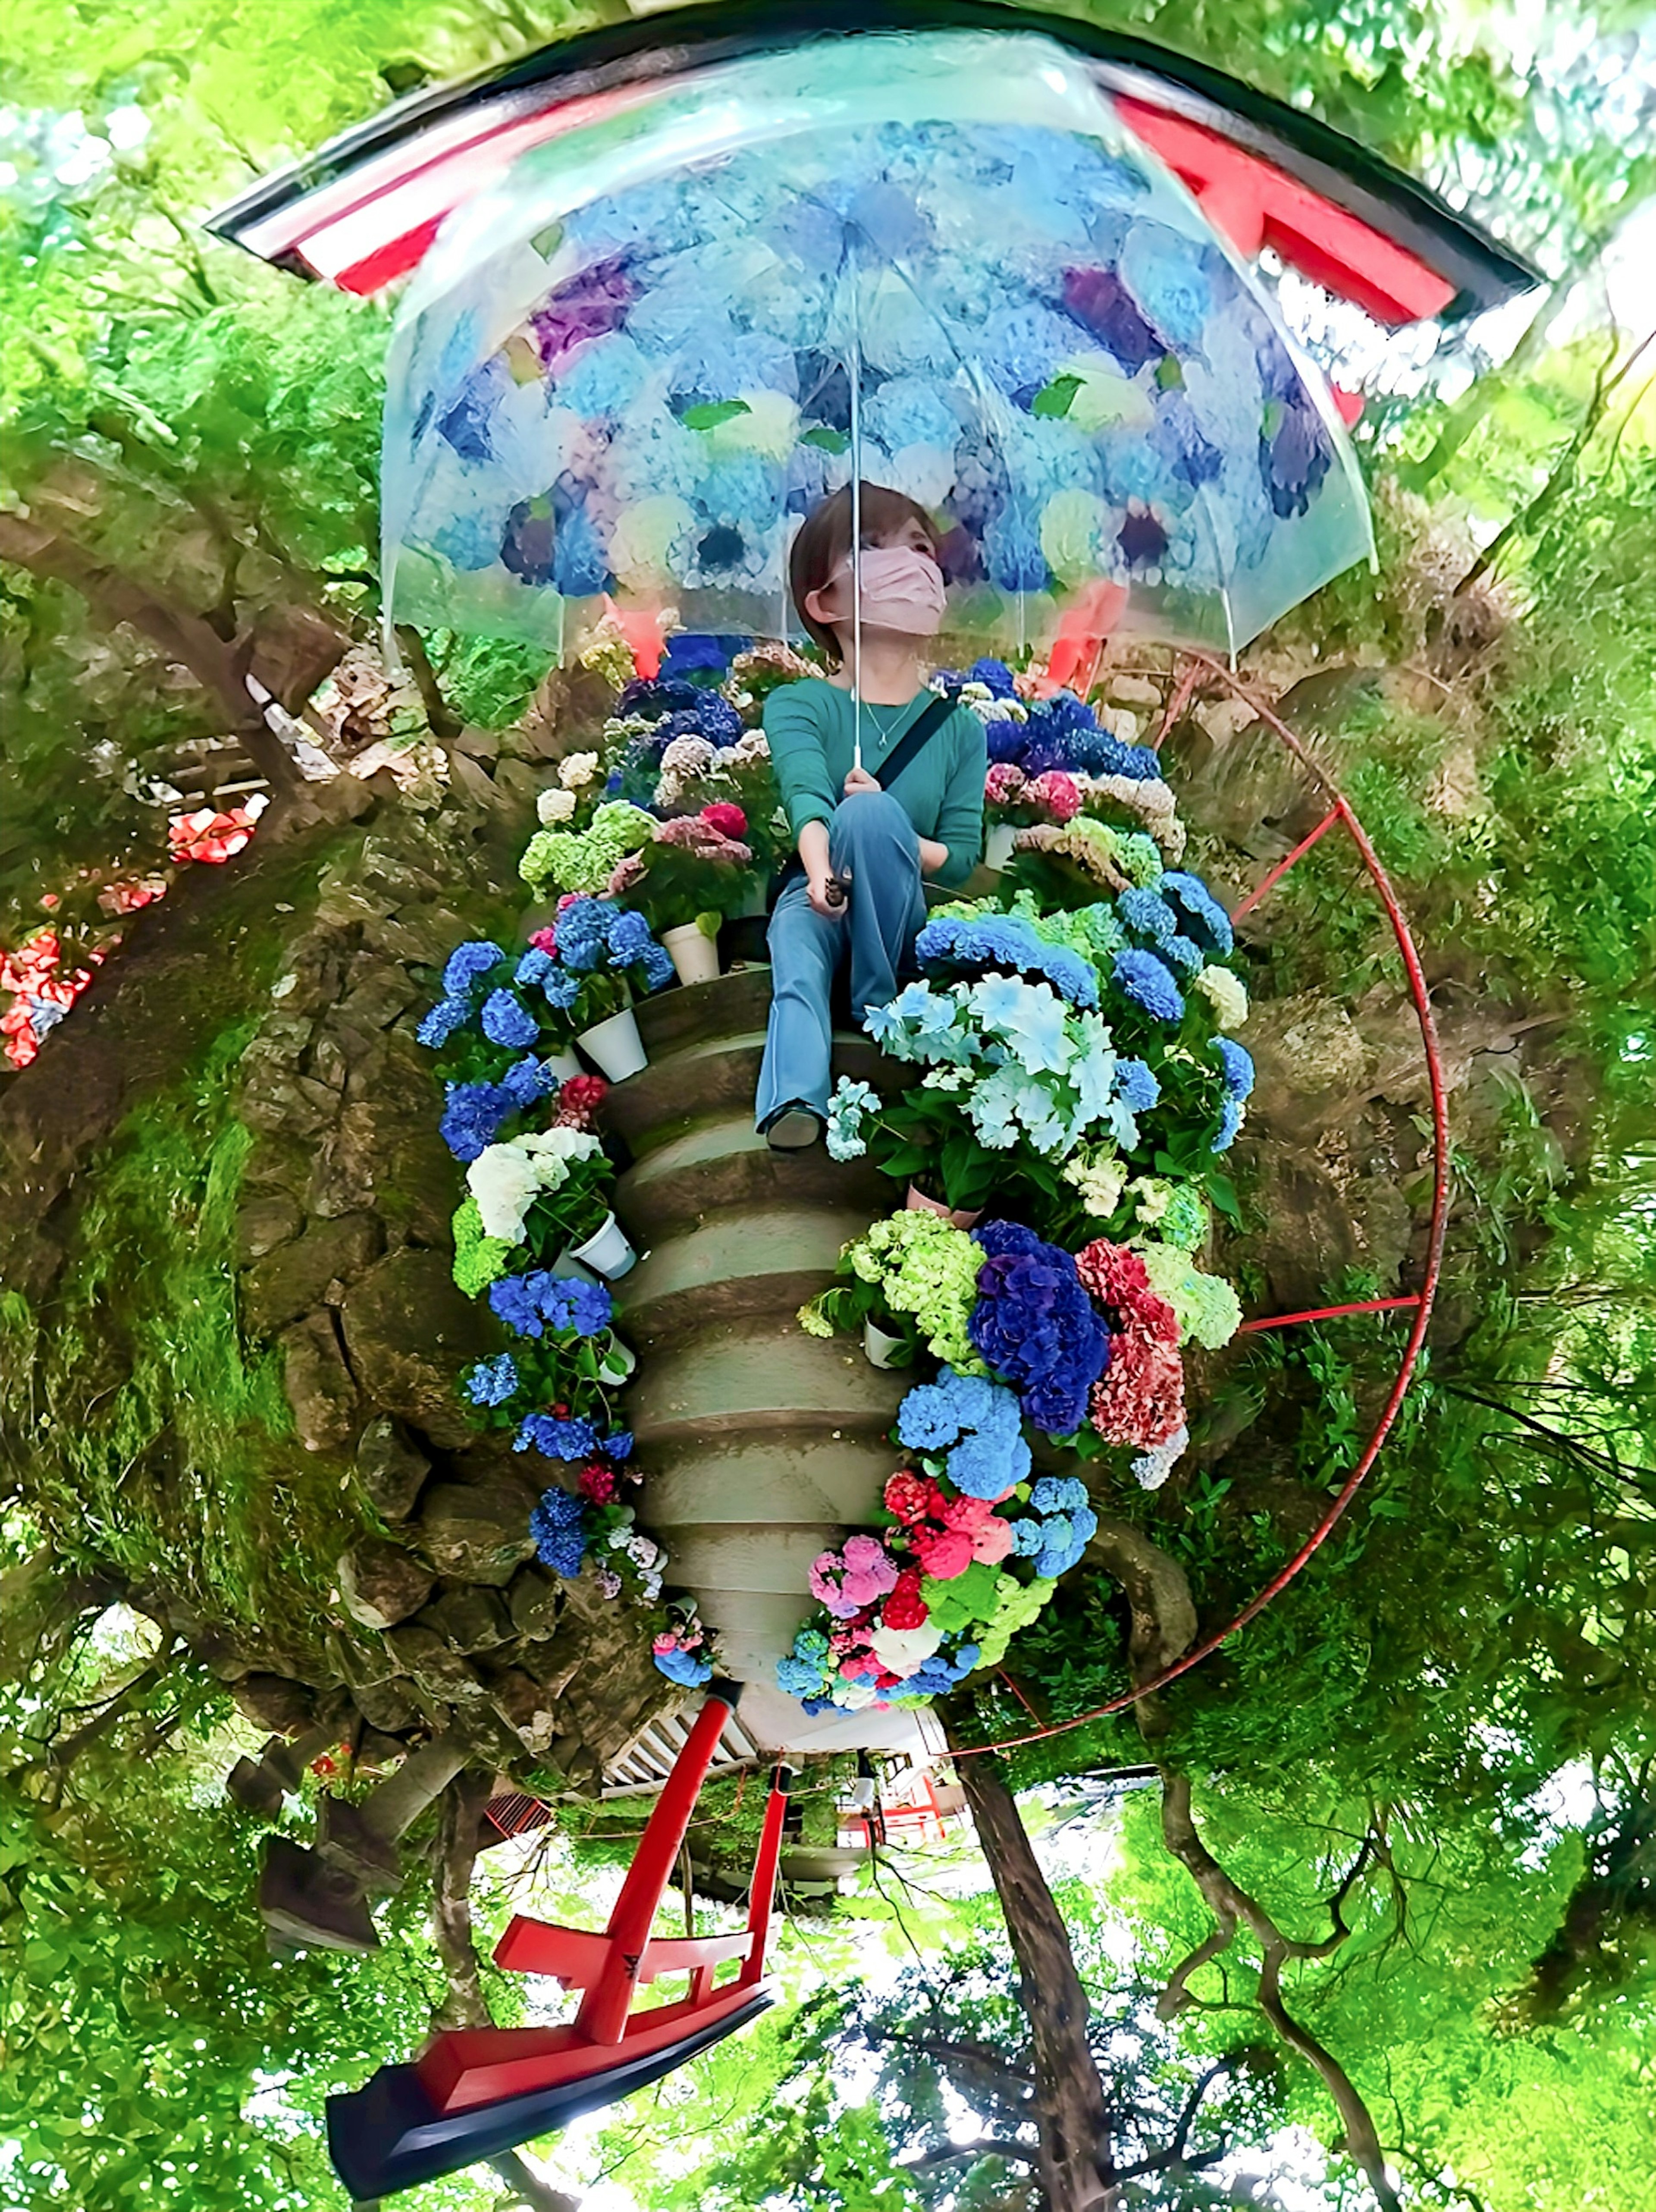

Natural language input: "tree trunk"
[954,1750,1116,2210]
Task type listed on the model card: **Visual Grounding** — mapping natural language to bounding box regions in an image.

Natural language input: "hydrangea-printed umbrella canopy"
[380,30,1376,661]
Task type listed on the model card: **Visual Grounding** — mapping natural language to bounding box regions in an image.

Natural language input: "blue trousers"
[755,791,927,1128]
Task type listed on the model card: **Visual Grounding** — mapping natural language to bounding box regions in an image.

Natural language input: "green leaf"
[801,423,850,452]
[681,399,753,431]
[1031,373,1084,419]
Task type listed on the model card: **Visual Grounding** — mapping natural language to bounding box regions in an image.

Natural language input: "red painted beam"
[1114,95,1455,325]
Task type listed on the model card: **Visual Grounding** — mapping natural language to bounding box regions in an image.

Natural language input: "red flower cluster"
[884,1470,947,1527]
[577,1461,618,1503]
[882,1567,928,1631]
[555,1074,610,1128]
[1076,1238,1185,1448]
[700,801,747,840]
[529,925,558,953]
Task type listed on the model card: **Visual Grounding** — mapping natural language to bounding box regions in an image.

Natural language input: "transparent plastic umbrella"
[382,29,1374,672]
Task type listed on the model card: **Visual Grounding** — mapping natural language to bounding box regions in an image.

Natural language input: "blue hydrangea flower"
[1213,1036,1256,1102]
[463,1353,520,1408]
[1212,1098,1245,1153]
[543,968,582,1012]
[607,909,656,968]
[516,947,554,987]
[655,1646,714,1686]
[543,1276,615,1335]
[602,1428,634,1461]
[1030,1475,1090,1515]
[554,899,612,972]
[481,989,540,1050]
[1164,934,1205,977]
[530,1484,587,1576]
[501,1056,556,1109]
[440,1081,513,1163]
[985,718,1029,765]
[1160,871,1236,955]
[1113,949,1185,1023]
[418,997,473,1049]
[950,1430,1032,1498]
[1113,1058,1160,1113]
[967,658,1017,698]
[1117,887,1179,947]
[489,1272,550,1338]
[1011,1517,1046,1557]
[443,941,505,996]
[517,1413,600,1460]
[915,915,1098,1011]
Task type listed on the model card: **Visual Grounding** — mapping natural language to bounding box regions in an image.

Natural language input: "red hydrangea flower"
[529,926,558,953]
[577,1461,617,1503]
[881,1568,929,1631]
[1026,769,1082,825]
[556,1074,610,1128]
[700,801,748,840]
[884,1472,935,1525]
[1091,1332,1186,1448]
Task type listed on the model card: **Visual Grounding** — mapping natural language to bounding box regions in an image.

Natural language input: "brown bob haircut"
[788,482,941,666]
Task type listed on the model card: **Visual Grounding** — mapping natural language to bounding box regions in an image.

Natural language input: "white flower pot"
[577,1005,647,1082]
[546,1048,584,1085]
[549,1247,601,1285]
[662,922,721,987]
[569,1210,637,1279]
[984,822,1017,871]
[863,1319,904,1370]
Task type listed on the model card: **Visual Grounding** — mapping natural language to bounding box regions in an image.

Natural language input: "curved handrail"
[950,652,1452,1757]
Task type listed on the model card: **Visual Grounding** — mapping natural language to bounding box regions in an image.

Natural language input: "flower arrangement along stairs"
[604,965,920,1753]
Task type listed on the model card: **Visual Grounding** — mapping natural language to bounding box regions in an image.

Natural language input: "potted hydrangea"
[518,896,676,1082]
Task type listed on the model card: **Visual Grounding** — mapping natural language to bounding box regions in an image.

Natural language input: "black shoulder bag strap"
[870,688,959,790]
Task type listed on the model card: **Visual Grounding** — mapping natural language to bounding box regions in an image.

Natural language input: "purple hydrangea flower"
[969,1221,1109,1437]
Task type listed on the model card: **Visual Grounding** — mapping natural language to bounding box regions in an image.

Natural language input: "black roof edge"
[204,0,1542,319]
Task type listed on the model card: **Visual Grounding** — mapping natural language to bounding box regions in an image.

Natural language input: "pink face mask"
[829,544,948,636]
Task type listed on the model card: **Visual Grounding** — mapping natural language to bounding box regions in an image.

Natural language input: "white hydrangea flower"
[559,751,601,789]
[536,786,577,824]
[466,1128,601,1242]
[1196,964,1249,1030]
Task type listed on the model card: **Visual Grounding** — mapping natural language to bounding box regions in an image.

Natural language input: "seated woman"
[756,484,987,1149]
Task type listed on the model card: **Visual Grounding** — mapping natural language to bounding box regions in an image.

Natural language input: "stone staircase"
[609,969,919,1753]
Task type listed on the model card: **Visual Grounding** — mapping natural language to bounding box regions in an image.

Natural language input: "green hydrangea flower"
[452,1195,514,1296]
[919,1560,1006,1634]
[521,801,654,896]
[1140,1238,1242,1348]
[973,1574,1059,1671]
[845,1211,986,1371]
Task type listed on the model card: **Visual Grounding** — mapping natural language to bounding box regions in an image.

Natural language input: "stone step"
[615,1205,869,1349]
[642,1436,898,1531]
[624,1320,904,1452]
[633,966,773,1059]
[603,1032,886,1157]
[613,1115,888,1248]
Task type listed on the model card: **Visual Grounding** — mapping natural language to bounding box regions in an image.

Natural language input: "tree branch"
[906,2136,1035,2174]
[1086,1518,1198,1742]
[428,1768,496,2033]
[1157,1773,1399,2212]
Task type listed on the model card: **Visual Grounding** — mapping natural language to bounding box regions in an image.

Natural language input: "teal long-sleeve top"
[762,679,988,892]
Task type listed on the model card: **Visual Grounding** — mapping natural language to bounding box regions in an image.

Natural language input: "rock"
[339,1248,498,1448]
[487,1667,559,1753]
[355,1728,410,1773]
[418,1585,514,1651]
[232,1674,317,1735]
[1245,1146,1362,1314]
[354,1417,431,1521]
[415,1477,540,1586]
[351,1677,424,1734]
[310,1040,458,1244]
[505,1565,563,1642]
[278,1311,360,1452]
[335,967,422,1034]
[236,1194,303,1265]
[382,1622,486,1703]
[242,1213,384,1336]
[323,1627,398,1689]
[337,1540,436,1632]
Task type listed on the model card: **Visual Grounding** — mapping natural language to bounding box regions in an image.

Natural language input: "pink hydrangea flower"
[810,1534,900,1617]
[985,762,1026,807]
[911,1527,974,1581]
[971,1515,1016,1565]
[1027,770,1082,825]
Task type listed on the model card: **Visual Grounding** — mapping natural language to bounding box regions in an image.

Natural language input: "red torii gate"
[328,1683,790,2202]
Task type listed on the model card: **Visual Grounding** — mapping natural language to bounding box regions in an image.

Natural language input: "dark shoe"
[763,1103,824,1150]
